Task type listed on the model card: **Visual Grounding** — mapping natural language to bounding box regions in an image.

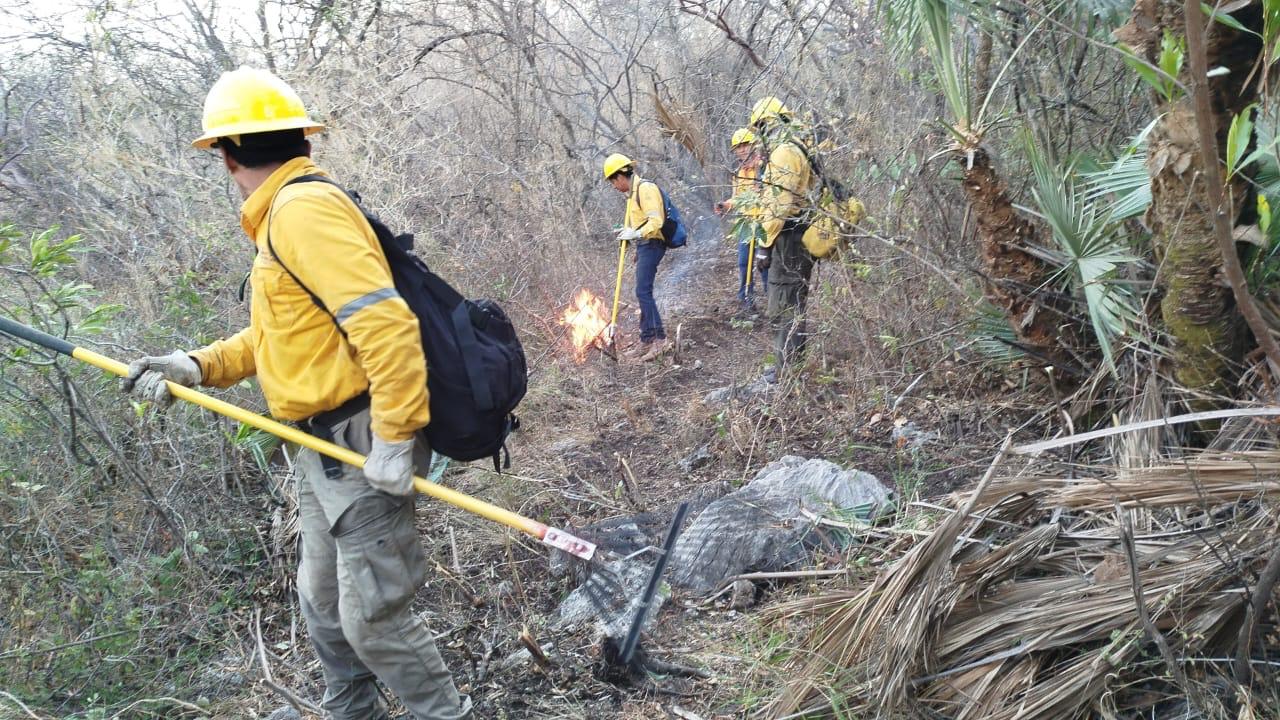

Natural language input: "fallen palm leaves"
[767,447,1280,719]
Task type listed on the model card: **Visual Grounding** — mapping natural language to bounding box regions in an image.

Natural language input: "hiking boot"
[640,339,670,362]
[624,340,651,359]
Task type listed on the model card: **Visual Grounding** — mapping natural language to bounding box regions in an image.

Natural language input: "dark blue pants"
[635,241,666,342]
[736,226,768,301]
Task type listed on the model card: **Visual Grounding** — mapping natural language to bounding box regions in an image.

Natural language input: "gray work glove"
[616,226,643,243]
[121,351,202,407]
[364,434,416,495]
[755,245,773,271]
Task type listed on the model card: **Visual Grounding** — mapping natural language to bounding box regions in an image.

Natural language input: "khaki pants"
[766,221,815,371]
[296,408,471,720]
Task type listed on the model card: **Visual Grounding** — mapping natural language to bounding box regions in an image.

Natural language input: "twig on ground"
[637,651,712,679]
[449,525,462,573]
[253,607,322,715]
[109,696,206,719]
[0,691,45,720]
[1119,507,1198,708]
[616,453,643,509]
[728,568,846,583]
[701,568,848,605]
[1235,540,1280,683]
[518,626,553,670]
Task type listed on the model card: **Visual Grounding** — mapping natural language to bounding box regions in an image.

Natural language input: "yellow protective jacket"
[759,141,814,247]
[726,160,763,219]
[624,179,666,242]
[190,157,429,442]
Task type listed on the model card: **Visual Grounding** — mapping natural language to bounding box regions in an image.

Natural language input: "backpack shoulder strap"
[265,174,350,338]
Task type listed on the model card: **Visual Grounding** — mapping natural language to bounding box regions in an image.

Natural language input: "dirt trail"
[656,157,736,316]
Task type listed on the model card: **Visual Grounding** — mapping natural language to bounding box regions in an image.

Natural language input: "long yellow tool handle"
[608,237,628,331]
[745,232,755,280]
[0,316,597,560]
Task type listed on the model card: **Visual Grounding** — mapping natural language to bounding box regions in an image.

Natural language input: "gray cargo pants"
[296,407,471,720]
[766,221,815,371]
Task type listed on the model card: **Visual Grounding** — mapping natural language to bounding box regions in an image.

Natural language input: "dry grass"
[767,447,1280,719]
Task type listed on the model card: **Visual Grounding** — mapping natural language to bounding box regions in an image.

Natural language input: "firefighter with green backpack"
[749,97,865,380]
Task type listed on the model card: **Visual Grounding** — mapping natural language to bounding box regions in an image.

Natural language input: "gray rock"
[891,421,938,451]
[549,437,587,456]
[678,444,714,473]
[702,386,734,406]
[669,456,893,593]
[702,377,771,407]
[266,708,302,720]
[729,579,757,610]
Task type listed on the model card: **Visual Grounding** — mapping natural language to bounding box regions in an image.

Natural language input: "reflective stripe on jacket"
[624,179,666,241]
[190,157,429,442]
[760,142,813,247]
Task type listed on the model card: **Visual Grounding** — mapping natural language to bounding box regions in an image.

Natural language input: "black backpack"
[268,175,527,470]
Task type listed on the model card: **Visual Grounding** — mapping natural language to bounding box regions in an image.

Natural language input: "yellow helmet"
[749,96,792,127]
[730,128,756,147]
[192,67,325,149]
[602,153,635,179]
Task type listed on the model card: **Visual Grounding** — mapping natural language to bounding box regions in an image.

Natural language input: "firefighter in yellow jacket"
[750,97,815,380]
[122,68,470,720]
[604,153,670,361]
[715,128,767,313]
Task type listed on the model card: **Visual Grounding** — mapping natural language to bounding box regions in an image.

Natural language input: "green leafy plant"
[968,299,1025,363]
[27,227,82,276]
[1120,30,1184,103]
[1227,103,1257,179]
[1245,194,1280,291]
[1202,1,1254,35]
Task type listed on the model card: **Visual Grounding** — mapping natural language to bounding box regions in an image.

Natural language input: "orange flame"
[560,288,609,360]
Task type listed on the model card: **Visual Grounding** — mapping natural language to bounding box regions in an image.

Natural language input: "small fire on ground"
[560,288,610,360]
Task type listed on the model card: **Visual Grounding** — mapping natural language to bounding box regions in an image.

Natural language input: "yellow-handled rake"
[0,315,597,561]
[603,236,628,354]
[0,315,701,673]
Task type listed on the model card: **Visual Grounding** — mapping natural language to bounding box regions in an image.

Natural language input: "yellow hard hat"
[749,96,792,127]
[602,153,635,179]
[192,67,325,149]
[730,128,756,147]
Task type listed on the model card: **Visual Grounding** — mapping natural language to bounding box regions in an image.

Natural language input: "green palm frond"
[230,422,280,475]
[968,299,1026,363]
[1025,135,1141,373]
[877,0,970,132]
[1082,118,1157,222]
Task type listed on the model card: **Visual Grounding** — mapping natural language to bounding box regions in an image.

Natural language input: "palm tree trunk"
[1119,0,1261,410]
[963,149,1076,368]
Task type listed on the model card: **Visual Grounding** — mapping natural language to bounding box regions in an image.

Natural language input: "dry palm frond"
[1111,369,1178,469]
[967,451,1280,511]
[651,81,707,168]
[767,448,1280,720]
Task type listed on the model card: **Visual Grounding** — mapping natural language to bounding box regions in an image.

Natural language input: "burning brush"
[560,288,617,359]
